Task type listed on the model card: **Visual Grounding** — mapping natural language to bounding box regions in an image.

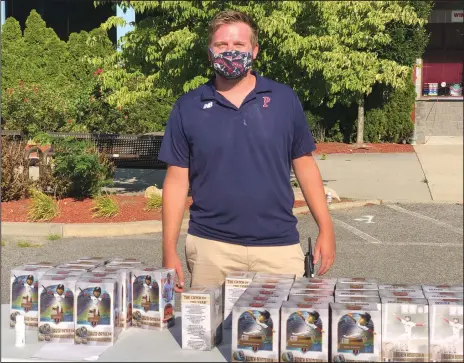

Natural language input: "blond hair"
[208,10,258,47]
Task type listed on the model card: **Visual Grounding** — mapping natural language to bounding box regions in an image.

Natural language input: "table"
[1,305,231,362]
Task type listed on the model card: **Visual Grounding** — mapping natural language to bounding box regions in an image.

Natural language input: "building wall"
[1,0,132,44]
[415,100,463,144]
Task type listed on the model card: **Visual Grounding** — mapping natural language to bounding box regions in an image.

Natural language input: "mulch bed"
[2,196,309,223]
[2,195,190,224]
[314,142,414,154]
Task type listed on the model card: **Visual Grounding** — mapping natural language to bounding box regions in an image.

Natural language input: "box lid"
[425,291,464,299]
[378,284,423,290]
[336,283,378,291]
[380,297,428,304]
[295,277,337,285]
[225,272,256,280]
[330,302,381,311]
[337,278,378,284]
[254,272,295,280]
[380,290,425,298]
[335,290,379,297]
[282,301,329,309]
[422,285,463,293]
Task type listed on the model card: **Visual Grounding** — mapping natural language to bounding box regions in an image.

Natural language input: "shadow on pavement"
[105,168,167,194]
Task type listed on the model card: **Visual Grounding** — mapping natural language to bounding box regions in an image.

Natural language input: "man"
[159,10,335,291]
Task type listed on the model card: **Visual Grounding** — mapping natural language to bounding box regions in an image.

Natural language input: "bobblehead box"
[281,301,329,362]
[429,298,463,363]
[74,276,121,346]
[38,274,82,343]
[381,297,429,362]
[181,286,223,351]
[330,302,382,362]
[10,265,52,329]
[232,300,282,362]
[131,267,176,330]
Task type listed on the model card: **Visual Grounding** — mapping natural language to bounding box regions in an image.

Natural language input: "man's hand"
[163,251,185,293]
[313,230,336,276]
[293,154,336,276]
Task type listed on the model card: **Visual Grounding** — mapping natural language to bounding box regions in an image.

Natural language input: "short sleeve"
[291,92,316,159]
[158,103,190,167]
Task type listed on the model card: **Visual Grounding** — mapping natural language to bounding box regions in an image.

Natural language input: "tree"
[96,1,426,144]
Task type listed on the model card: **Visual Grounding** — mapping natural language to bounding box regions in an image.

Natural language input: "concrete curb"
[292,199,383,215]
[1,200,382,238]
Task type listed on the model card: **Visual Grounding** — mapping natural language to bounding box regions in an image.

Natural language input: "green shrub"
[365,81,415,143]
[27,189,59,221]
[91,194,119,218]
[50,138,115,199]
[145,193,163,211]
[1,138,32,202]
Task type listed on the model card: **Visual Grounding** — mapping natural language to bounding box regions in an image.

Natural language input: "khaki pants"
[185,234,305,287]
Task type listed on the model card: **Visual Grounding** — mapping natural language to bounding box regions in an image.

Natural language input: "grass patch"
[17,240,43,248]
[47,234,61,241]
[145,193,162,211]
[1,240,6,247]
[27,189,59,222]
[91,194,120,218]
[320,153,327,160]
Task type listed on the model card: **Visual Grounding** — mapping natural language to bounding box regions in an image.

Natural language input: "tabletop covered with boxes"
[7,259,464,362]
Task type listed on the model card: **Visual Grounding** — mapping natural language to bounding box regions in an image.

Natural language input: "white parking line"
[332,218,382,244]
[386,204,463,235]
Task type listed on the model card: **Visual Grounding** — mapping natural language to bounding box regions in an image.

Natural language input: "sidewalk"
[414,137,463,202]
[103,152,433,202]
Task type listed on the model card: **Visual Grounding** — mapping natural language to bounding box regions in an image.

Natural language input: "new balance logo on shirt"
[203,102,213,109]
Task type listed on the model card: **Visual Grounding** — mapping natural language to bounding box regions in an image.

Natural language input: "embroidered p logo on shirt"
[263,96,271,108]
[203,102,213,109]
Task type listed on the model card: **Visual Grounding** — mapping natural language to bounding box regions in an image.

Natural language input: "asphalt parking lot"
[1,202,463,308]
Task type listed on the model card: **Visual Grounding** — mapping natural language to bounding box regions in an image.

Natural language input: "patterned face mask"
[209,49,253,79]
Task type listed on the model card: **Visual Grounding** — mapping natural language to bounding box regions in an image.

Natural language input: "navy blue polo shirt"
[158,71,316,246]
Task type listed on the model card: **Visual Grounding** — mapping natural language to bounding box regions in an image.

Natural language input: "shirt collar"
[201,70,272,101]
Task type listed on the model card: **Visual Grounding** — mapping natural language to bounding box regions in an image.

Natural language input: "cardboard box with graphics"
[330,302,382,362]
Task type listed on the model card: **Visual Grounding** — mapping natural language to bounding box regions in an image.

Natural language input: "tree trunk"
[356,95,365,145]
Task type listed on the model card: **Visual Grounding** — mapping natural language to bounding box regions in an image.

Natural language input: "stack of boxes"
[423,285,463,363]
[282,277,335,362]
[10,257,177,347]
[231,273,295,362]
[331,278,381,362]
[379,284,428,362]
[10,259,463,361]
